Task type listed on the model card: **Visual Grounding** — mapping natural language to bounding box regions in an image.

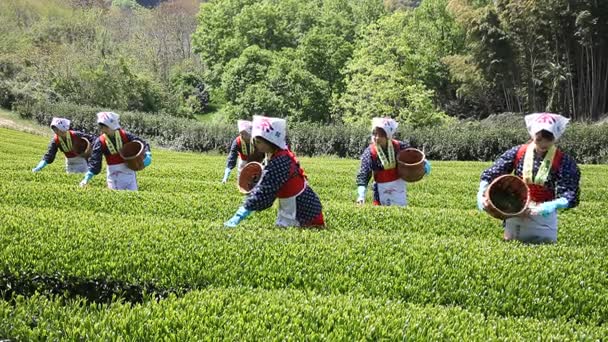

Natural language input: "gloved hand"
[356,185,366,204]
[32,160,48,173]
[224,206,252,227]
[476,180,489,211]
[424,159,431,175]
[143,151,152,167]
[79,171,95,187]
[222,168,231,184]
[533,198,569,217]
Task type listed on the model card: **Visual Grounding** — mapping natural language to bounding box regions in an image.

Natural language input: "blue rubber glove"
[143,152,152,167]
[79,171,95,187]
[476,180,489,211]
[534,198,569,217]
[424,160,431,175]
[224,206,252,227]
[356,185,366,204]
[222,168,231,184]
[32,160,48,172]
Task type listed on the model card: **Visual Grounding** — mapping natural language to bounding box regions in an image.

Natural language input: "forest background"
[1,0,607,162]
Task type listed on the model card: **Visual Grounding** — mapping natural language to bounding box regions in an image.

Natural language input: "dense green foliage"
[0,0,204,117]
[1,127,607,339]
[193,0,457,125]
[2,0,606,337]
[193,0,608,122]
[3,290,608,340]
[2,0,606,125]
[447,0,608,120]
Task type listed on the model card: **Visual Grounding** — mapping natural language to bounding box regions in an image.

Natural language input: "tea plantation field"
[1,127,607,340]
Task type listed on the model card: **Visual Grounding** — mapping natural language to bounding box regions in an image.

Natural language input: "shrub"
[15,99,608,163]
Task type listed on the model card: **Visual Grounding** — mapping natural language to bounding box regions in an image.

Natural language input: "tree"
[193,0,387,122]
[447,0,608,120]
[220,46,331,122]
[337,6,457,126]
[298,27,353,94]
[170,68,210,117]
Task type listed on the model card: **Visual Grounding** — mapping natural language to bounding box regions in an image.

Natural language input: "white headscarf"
[96,112,121,130]
[237,120,253,134]
[251,115,287,150]
[371,117,398,139]
[525,113,570,140]
[50,117,71,132]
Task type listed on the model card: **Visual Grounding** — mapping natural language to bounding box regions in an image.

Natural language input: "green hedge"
[14,100,608,163]
[2,128,608,337]
[3,290,607,340]
[4,202,608,325]
[15,100,232,152]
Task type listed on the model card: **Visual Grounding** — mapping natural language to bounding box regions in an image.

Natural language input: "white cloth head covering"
[237,120,253,134]
[50,117,71,132]
[96,112,121,130]
[371,117,398,139]
[525,113,570,140]
[252,115,287,150]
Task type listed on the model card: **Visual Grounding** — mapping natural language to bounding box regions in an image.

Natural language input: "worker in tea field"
[477,113,581,243]
[79,112,151,190]
[222,120,254,183]
[224,115,325,228]
[32,117,96,174]
[356,117,431,206]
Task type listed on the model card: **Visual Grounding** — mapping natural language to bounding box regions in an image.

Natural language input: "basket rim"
[238,161,264,194]
[75,136,90,148]
[486,174,530,217]
[74,136,91,156]
[119,140,144,161]
[397,148,426,166]
[241,161,264,170]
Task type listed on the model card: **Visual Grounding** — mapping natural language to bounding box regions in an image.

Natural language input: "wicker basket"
[119,141,145,171]
[485,175,530,220]
[73,136,91,159]
[397,148,426,183]
[238,162,264,194]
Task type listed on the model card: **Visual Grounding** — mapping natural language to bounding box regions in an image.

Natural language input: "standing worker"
[79,112,151,190]
[477,113,581,243]
[222,120,253,183]
[32,117,95,174]
[356,117,430,206]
